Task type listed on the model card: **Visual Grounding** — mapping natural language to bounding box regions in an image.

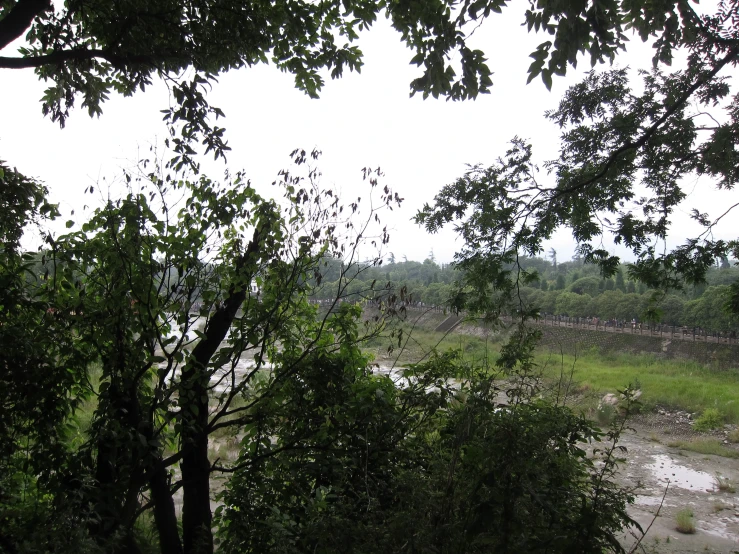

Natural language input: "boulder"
[601,393,619,406]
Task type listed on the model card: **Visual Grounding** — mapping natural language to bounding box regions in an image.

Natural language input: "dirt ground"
[617,411,739,553]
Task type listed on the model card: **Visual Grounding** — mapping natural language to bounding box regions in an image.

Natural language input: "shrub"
[675,508,696,534]
[715,474,736,493]
[693,408,723,432]
[596,403,616,425]
[217,352,639,554]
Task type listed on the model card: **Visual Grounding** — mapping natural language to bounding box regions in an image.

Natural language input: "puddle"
[646,454,716,491]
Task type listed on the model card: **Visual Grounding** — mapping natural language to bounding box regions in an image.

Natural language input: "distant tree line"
[312,255,739,332]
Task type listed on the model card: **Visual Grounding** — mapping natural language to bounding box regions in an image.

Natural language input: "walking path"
[532,315,738,345]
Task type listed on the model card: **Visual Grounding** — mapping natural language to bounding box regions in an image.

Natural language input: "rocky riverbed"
[618,413,739,553]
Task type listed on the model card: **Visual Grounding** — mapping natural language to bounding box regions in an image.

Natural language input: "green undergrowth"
[65,364,102,448]
[364,318,739,423]
[364,325,498,367]
[666,439,739,459]
[536,350,739,423]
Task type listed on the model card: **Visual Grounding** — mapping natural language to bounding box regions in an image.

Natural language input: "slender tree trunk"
[179,226,263,554]
[180,292,245,553]
[181,407,214,554]
[150,462,182,554]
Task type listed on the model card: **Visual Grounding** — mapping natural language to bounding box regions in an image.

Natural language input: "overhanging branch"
[0,0,50,51]
[0,47,160,69]
[546,46,739,207]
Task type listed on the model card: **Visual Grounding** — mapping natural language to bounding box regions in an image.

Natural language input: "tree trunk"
[0,0,51,50]
[150,462,182,554]
[180,291,245,553]
[179,226,263,554]
[181,420,214,554]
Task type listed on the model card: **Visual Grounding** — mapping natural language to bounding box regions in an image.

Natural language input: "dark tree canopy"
[417,0,739,321]
[1,0,726,127]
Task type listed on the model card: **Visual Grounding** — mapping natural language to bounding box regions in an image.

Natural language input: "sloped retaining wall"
[536,325,739,368]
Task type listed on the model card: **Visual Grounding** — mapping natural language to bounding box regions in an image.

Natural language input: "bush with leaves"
[1,150,405,554]
[693,408,724,432]
[217,323,639,554]
[0,161,101,553]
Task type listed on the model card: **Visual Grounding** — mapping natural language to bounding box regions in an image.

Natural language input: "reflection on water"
[646,454,715,491]
[160,317,461,395]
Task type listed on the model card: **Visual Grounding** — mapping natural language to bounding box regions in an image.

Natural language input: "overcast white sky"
[1,3,736,264]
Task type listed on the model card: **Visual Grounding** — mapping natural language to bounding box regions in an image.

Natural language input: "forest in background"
[312,255,739,332]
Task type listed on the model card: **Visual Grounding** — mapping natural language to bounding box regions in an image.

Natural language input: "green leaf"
[542,70,553,90]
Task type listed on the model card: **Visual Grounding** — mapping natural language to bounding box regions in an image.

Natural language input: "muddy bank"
[619,424,739,553]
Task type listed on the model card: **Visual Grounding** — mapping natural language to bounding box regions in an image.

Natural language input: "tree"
[0,0,500,107]
[2,152,644,554]
[0,162,97,553]
[614,293,643,323]
[215,348,639,554]
[9,0,737,172]
[615,269,626,292]
[555,291,592,318]
[416,0,739,322]
[6,1,738,551]
[568,276,600,296]
[685,285,739,331]
[0,150,404,554]
[659,294,685,326]
[2,0,711,119]
[0,0,498,171]
[215,346,455,553]
[412,10,739,546]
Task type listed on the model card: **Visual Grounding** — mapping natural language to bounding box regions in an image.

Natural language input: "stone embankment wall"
[359,305,739,368]
[535,324,739,368]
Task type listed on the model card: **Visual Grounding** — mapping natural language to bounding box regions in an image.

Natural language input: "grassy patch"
[365,323,500,366]
[537,351,739,423]
[675,508,696,534]
[666,438,739,459]
[712,501,732,513]
[714,474,736,493]
[363,316,739,424]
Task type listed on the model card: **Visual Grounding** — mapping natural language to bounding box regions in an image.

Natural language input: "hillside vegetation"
[313,256,739,333]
